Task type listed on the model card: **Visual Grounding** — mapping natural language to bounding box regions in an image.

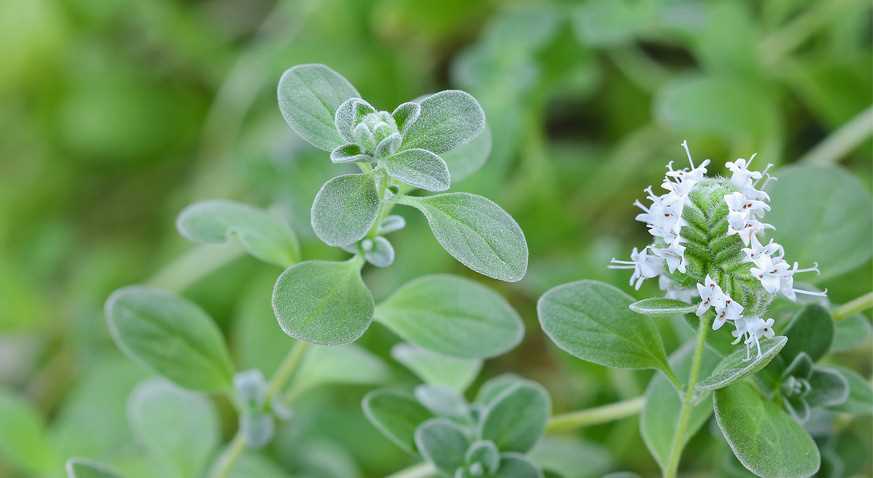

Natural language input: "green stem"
[546,396,645,433]
[664,314,710,478]
[799,105,873,165]
[386,462,437,478]
[209,433,246,478]
[264,340,311,404]
[833,291,873,321]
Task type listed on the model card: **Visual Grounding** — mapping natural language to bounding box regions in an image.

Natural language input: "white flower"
[652,238,687,273]
[779,262,827,301]
[724,191,770,219]
[695,275,722,317]
[731,316,775,359]
[741,235,783,263]
[609,247,663,290]
[727,211,773,246]
[713,296,744,331]
[634,188,684,240]
[725,156,774,201]
[750,253,790,293]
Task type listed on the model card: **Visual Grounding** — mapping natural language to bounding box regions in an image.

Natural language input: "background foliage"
[1,0,870,476]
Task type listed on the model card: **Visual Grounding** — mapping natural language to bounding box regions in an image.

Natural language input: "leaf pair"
[274,271,524,356]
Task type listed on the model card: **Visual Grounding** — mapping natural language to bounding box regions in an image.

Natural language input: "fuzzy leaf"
[0,389,57,475]
[479,380,550,453]
[475,374,525,408]
[779,305,833,364]
[695,336,787,395]
[375,274,523,359]
[714,381,820,478]
[415,418,470,473]
[467,441,500,474]
[66,459,122,478]
[383,148,451,192]
[805,367,849,408]
[494,453,542,478]
[530,437,612,478]
[414,385,469,418]
[311,173,380,247]
[105,287,234,391]
[641,342,720,471]
[177,200,299,266]
[398,193,528,282]
[831,315,872,352]
[363,389,433,454]
[768,165,873,281]
[391,343,481,392]
[441,126,492,182]
[629,298,696,318]
[128,379,219,477]
[334,97,374,143]
[829,366,873,415]
[277,64,359,151]
[362,236,395,268]
[272,259,374,345]
[402,90,485,154]
[538,280,673,375]
[330,143,371,164]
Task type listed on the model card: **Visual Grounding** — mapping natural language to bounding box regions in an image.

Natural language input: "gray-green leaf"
[277,64,359,151]
[176,200,299,267]
[383,148,451,192]
[375,274,523,359]
[767,165,873,281]
[479,380,550,453]
[105,286,235,391]
[415,418,470,473]
[414,385,470,418]
[828,366,873,415]
[494,453,542,478]
[402,90,485,154]
[363,389,433,454]
[398,193,528,282]
[714,382,820,478]
[695,336,787,395]
[127,379,219,478]
[440,126,491,183]
[805,367,849,408]
[290,343,391,398]
[538,280,673,375]
[391,343,481,392]
[311,173,380,247]
[272,259,375,345]
[629,297,696,318]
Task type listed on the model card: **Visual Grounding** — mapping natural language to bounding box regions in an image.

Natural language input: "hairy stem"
[799,105,873,165]
[546,396,645,433]
[209,433,246,478]
[833,291,873,321]
[664,314,710,478]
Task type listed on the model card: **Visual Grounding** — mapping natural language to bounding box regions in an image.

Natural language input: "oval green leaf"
[398,193,528,282]
[479,380,550,453]
[415,418,470,473]
[391,343,481,392]
[105,286,235,391]
[127,379,219,478]
[402,90,486,154]
[828,366,872,415]
[805,366,849,408]
[779,305,833,364]
[277,64,359,151]
[629,298,696,318]
[768,165,873,281]
[272,259,375,345]
[177,200,299,266]
[383,148,451,192]
[695,336,787,395]
[494,453,542,478]
[66,459,122,478]
[311,173,380,247]
[538,280,672,374]
[375,274,523,359]
[714,381,820,478]
[363,389,433,454]
[441,126,491,182]
[289,343,392,398]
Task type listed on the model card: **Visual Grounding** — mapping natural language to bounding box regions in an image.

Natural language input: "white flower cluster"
[610,141,827,359]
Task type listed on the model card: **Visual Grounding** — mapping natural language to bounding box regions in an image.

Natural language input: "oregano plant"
[537,142,873,478]
[84,63,530,478]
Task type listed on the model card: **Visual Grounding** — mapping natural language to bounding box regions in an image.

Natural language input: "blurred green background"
[1,0,871,477]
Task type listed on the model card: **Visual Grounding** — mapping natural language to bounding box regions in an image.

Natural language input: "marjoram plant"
[69,63,550,478]
[538,142,870,478]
